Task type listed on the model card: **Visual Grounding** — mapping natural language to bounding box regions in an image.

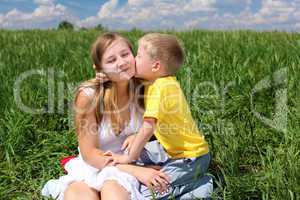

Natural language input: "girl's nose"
[117,58,127,69]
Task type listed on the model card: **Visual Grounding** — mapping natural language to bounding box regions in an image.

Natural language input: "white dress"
[41,88,145,200]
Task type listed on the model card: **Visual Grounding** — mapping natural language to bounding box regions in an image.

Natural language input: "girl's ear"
[151,61,161,72]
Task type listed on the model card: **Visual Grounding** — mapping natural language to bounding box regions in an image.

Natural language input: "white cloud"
[32,3,66,18]
[0,0,299,31]
[184,17,209,29]
[0,0,74,29]
[128,0,149,6]
[258,0,295,21]
[245,0,299,30]
[34,0,55,6]
[183,0,216,12]
[196,0,300,31]
[98,0,118,18]
[76,0,299,31]
[76,0,218,29]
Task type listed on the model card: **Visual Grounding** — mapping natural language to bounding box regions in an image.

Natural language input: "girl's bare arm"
[74,89,113,169]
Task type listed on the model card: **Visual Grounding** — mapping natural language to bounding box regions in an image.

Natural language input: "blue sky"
[0,0,299,31]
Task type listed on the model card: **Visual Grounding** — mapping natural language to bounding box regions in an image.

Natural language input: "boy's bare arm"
[106,118,156,164]
[128,118,156,161]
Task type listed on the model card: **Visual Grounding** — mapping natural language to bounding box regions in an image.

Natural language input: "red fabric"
[60,156,76,173]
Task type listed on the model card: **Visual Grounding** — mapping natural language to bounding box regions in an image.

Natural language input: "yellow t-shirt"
[143,76,209,159]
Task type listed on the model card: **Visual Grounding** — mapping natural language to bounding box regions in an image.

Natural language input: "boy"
[107,33,212,199]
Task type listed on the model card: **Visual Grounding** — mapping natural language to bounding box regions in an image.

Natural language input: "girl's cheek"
[129,59,135,68]
[103,65,117,74]
[129,56,135,64]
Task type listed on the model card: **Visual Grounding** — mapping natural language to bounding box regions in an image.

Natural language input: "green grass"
[0,29,299,199]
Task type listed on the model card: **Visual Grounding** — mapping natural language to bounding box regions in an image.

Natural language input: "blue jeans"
[137,140,213,199]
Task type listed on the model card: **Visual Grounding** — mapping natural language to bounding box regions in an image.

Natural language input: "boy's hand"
[121,134,136,154]
[103,151,132,165]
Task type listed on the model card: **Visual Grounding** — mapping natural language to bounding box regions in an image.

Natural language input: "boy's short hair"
[139,33,185,75]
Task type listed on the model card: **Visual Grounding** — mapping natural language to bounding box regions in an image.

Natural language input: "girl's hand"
[102,156,114,167]
[103,151,132,165]
[121,134,136,154]
[95,70,109,83]
[137,168,170,194]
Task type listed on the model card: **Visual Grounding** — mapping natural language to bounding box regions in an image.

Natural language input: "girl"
[42,32,169,200]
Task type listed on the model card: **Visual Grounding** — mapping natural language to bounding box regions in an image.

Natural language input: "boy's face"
[135,41,155,80]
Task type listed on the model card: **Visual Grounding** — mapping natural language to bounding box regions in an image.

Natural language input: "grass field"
[0,29,299,199]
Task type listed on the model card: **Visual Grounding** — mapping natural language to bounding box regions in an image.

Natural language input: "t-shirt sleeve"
[143,84,163,120]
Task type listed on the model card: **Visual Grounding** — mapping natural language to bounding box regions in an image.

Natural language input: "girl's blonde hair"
[139,33,185,75]
[74,32,143,135]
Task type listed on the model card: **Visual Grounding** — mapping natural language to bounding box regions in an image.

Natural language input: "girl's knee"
[102,180,128,192]
[102,180,119,187]
[64,181,100,200]
[101,180,130,200]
